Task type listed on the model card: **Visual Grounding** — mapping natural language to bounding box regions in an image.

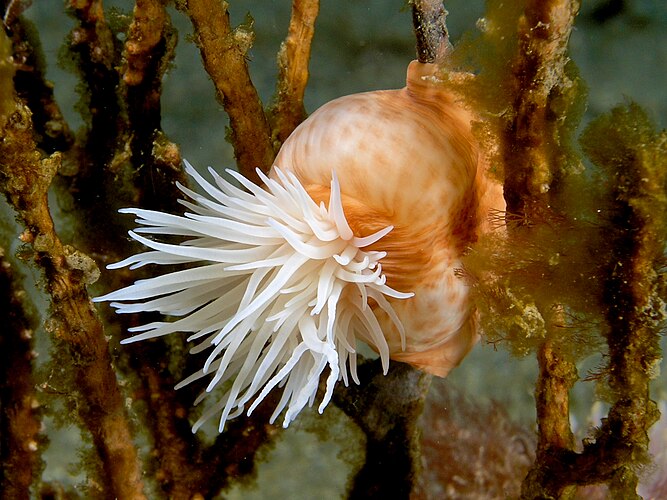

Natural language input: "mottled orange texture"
[272,60,504,377]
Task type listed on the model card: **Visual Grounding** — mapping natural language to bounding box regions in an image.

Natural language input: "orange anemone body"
[272,61,504,376]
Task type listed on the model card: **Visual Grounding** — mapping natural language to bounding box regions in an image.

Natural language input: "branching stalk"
[269,0,320,145]
[179,0,274,183]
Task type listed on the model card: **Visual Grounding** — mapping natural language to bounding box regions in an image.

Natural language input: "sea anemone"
[95,164,412,431]
[95,60,504,432]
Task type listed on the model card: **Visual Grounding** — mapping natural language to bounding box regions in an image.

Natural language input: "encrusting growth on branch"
[0,248,41,500]
[534,340,576,452]
[269,0,320,145]
[410,0,450,64]
[481,0,665,496]
[334,361,431,499]
[179,0,274,183]
[123,0,168,87]
[577,104,665,497]
[0,29,145,498]
[65,0,124,208]
[503,0,581,217]
[479,3,585,496]
[3,4,74,154]
[123,0,186,209]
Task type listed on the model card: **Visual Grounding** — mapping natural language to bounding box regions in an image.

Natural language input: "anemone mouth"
[94,160,414,432]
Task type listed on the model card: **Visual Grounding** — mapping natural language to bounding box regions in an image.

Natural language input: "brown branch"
[521,341,577,498]
[493,6,583,494]
[122,0,186,208]
[333,360,431,498]
[0,249,41,500]
[520,100,665,499]
[0,86,145,500]
[179,0,274,183]
[502,0,580,217]
[269,0,319,145]
[579,104,665,496]
[2,9,74,153]
[410,0,450,63]
[65,0,123,208]
[534,341,577,453]
[123,0,168,87]
[499,8,582,492]
[139,359,207,498]
[66,0,118,116]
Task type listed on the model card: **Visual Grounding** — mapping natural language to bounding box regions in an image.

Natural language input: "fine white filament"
[94,160,413,432]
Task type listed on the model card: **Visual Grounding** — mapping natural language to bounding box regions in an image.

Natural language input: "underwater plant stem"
[66,0,118,113]
[334,360,431,497]
[180,0,274,184]
[0,249,41,500]
[410,0,449,64]
[139,360,208,498]
[503,0,580,217]
[123,0,169,87]
[519,101,665,497]
[503,1,582,477]
[499,5,582,493]
[66,0,124,208]
[124,0,187,209]
[0,91,145,497]
[587,105,666,496]
[521,340,578,498]
[269,0,319,145]
[2,10,74,153]
[599,264,660,497]
[534,340,576,453]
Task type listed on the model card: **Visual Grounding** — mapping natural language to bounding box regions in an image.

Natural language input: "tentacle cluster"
[95,160,413,431]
